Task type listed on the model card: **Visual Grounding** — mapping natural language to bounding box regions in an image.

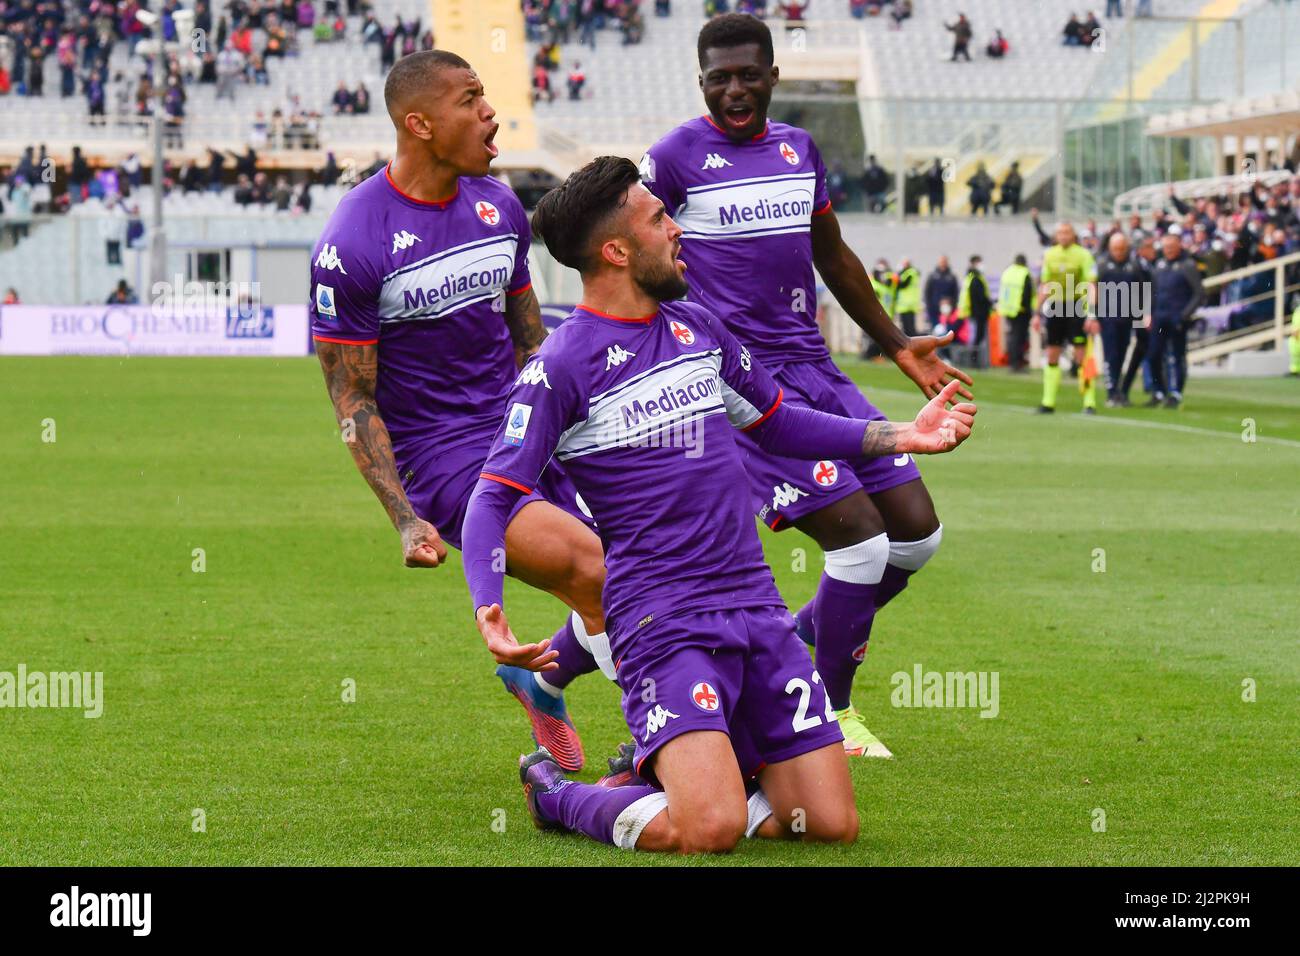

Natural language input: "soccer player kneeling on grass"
[461,158,977,853]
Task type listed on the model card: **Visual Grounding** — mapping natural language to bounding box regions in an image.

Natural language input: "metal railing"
[1189,250,1300,364]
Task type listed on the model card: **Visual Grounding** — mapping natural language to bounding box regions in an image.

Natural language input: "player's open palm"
[475,604,560,672]
[910,379,977,454]
[400,516,449,568]
[896,332,975,400]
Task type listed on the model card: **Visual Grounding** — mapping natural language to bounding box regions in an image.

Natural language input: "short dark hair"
[531,156,642,273]
[383,50,472,120]
[697,13,773,70]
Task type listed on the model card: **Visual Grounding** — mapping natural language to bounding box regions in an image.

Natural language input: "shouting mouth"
[484,125,499,158]
[722,103,756,131]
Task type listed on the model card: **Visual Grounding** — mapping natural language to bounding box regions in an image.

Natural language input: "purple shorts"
[400,438,594,550]
[736,357,922,530]
[616,605,844,783]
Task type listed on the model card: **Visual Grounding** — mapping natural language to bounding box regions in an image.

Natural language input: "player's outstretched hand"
[910,379,977,454]
[475,604,560,672]
[400,516,449,568]
[895,332,976,401]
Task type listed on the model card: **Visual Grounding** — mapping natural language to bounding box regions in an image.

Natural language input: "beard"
[632,245,689,302]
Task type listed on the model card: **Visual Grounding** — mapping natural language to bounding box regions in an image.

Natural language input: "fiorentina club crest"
[851,640,870,663]
[669,320,695,345]
[691,681,720,713]
[779,142,799,165]
[812,460,839,486]
[475,200,500,225]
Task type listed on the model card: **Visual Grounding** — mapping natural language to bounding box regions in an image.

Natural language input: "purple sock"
[536,781,664,848]
[539,615,599,691]
[811,573,880,710]
[874,563,914,610]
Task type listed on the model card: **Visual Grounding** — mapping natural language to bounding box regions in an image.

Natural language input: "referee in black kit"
[1094,232,1152,407]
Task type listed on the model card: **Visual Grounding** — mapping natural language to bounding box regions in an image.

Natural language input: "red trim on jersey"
[576,304,657,324]
[385,162,459,207]
[506,282,532,297]
[740,388,783,432]
[703,114,770,141]
[480,472,533,495]
[812,200,833,216]
[313,334,378,346]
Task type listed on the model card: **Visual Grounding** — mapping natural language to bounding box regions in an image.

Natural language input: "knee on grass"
[676,805,748,855]
[793,805,860,845]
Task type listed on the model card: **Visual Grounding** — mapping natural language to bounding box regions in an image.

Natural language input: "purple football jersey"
[640,117,832,367]
[475,299,786,645]
[308,166,533,471]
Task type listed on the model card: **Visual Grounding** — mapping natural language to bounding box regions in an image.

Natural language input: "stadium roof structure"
[1144,89,1300,139]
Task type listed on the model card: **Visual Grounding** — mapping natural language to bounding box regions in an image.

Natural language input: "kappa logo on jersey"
[638,152,656,183]
[739,345,752,372]
[779,142,800,165]
[893,453,912,467]
[315,244,348,274]
[390,230,421,254]
[315,283,337,318]
[812,460,839,487]
[772,482,808,510]
[475,201,500,225]
[701,152,733,171]
[691,681,721,713]
[669,320,695,345]
[851,640,870,663]
[516,361,551,389]
[643,705,680,741]
[605,344,636,369]
[503,402,532,446]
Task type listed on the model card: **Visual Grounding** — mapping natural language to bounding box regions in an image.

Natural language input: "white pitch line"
[860,384,1300,450]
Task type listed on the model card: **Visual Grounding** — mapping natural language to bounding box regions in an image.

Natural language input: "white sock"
[823,532,890,584]
[887,523,943,571]
[533,672,563,699]
[745,790,773,838]
[612,792,669,851]
[571,611,617,680]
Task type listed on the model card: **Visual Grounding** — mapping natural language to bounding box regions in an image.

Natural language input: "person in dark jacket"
[967,162,994,216]
[924,255,959,330]
[1094,232,1152,406]
[996,161,1022,214]
[946,13,972,61]
[959,254,992,347]
[1146,232,1204,408]
[925,158,946,215]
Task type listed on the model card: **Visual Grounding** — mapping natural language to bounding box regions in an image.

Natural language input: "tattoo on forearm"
[504,287,547,368]
[317,341,417,528]
[861,421,903,456]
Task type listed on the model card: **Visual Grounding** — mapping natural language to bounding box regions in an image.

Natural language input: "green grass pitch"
[2,355,1296,866]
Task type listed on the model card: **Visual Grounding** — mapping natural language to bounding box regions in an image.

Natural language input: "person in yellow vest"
[956,254,991,359]
[998,253,1035,372]
[894,257,922,337]
[1032,222,1098,414]
[864,259,898,360]
[1289,300,1300,377]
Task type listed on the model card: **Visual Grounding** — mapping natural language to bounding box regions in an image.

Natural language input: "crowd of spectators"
[856,170,1299,391]
[1027,174,1300,326]
[1060,11,1102,47]
[0,138,358,254]
[526,0,654,105]
[1,1,424,146]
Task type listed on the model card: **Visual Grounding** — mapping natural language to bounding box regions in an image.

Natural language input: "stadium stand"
[0,0,427,156]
